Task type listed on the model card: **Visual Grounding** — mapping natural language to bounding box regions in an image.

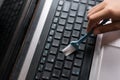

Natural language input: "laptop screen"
[0,0,4,7]
[0,0,38,79]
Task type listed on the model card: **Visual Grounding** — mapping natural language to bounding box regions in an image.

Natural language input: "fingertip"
[87,13,91,20]
[87,10,92,16]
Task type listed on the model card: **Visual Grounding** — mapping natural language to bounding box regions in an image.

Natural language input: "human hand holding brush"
[87,0,120,35]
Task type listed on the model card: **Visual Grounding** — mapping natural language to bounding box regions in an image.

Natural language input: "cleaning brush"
[62,19,109,56]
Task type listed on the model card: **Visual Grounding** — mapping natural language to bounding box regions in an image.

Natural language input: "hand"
[87,0,120,35]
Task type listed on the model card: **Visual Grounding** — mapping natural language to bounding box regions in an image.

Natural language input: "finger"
[88,2,105,17]
[94,22,120,35]
[88,2,103,13]
[87,8,110,32]
[87,20,98,32]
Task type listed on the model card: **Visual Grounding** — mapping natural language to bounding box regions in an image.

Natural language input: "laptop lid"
[0,0,4,7]
[0,0,37,79]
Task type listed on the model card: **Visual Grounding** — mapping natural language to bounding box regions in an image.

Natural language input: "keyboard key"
[55,61,63,69]
[45,43,50,49]
[72,67,80,75]
[66,54,74,61]
[71,2,78,10]
[53,17,58,23]
[38,64,44,71]
[60,77,68,80]
[76,51,84,59]
[47,36,53,42]
[49,30,55,35]
[88,0,95,5]
[74,59,82,67]
[87,5,93,10]
[55,11,60,17]
[51,23,57,29]
[87,37,96,45]
[35,72,41,80]
[78,3,86,16]
[42,71,51,79]
[95,1,100,5]
[62,38,69,45]
[51,78,58,80]
[76,17,83,23]
[48,55,55,63]
[62,69,70,77]
[50,47,58,54]
[43,50,48,56]
[52,39,60,46]
[68,17,75,23]
[54,32,62,39]
[57,6,62,11]
[85,45,94,54]
[71,37,78,42]
[72,30,80,37]
[59,19,66,25]
[61,12,68,18]
[57,25,64,32]
[81,0,88,3]
[73,0,80,2]
[45,63,53,71]
[65,23,73,30]
[63,1,71,12]
[40,57,46,63]
[70,76,78,80]
[98,0,103,2]
[59,45,66,52]
[81,28,86,35]
[69,10,76,17]
[64,61,72,69]
[52,69,61,77]
[74,23,81,30]
[83,22,88,28]
[79,43,86,50]
[59,0,64,5]
[57,53,65,60]
[64,30,71,37]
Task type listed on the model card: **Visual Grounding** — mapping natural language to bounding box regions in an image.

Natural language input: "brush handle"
[77,19,109,45]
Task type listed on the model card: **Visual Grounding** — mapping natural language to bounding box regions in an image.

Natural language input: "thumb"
[93,21,120,35]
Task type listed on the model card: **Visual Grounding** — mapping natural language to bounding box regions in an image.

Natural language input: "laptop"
[1,0,120,80]
[17,0,103,80]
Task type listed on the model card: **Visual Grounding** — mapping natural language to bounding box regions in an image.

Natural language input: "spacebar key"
[63,1,71,12]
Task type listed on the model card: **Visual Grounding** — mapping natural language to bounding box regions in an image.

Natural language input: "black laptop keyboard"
[33,0,101,80]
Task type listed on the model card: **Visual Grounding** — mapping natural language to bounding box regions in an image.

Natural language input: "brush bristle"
[62,44,76,56]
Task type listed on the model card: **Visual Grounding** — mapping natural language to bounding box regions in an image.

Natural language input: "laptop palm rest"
[99,30,120,80]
